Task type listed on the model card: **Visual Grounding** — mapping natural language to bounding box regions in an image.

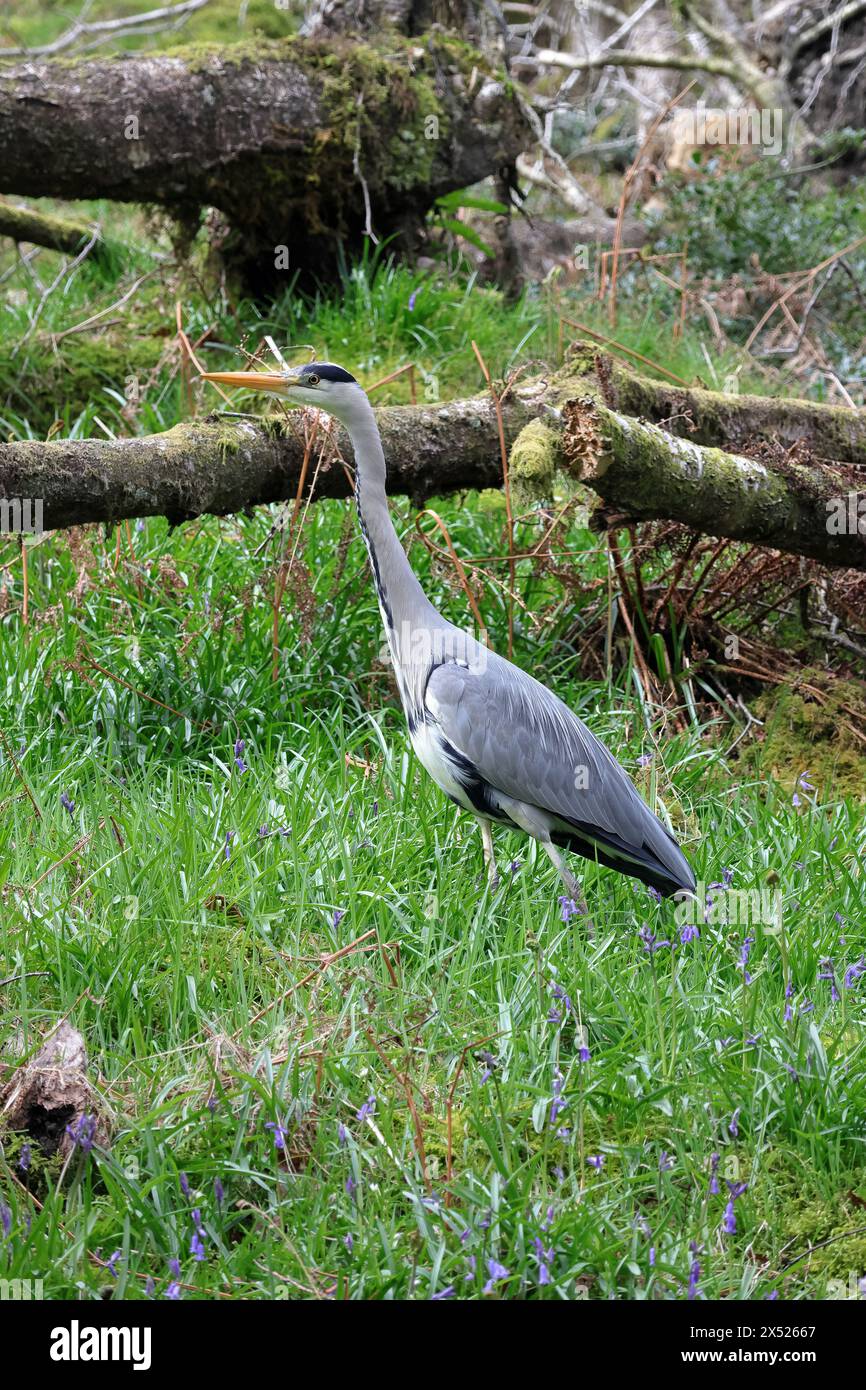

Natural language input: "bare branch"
[0,0,210,58]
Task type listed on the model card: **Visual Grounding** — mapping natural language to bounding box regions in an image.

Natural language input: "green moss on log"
[509,418,564,508]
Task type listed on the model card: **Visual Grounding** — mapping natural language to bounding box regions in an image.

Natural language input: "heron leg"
[542,840,579,896]
[479,817,500,890]
[542,841,594,933]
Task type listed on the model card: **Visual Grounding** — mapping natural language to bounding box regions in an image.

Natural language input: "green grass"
[0,187,864,1302]
[0,468,864,1301]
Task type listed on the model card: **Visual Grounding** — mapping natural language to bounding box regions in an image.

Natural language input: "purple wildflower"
[818,959,840,1003]
[408,291,417,312]
[179,1172,190,1198]
[344,1233,353,1252]
[432,1285,455,1299]
[647,886,663,904]
[799,771,815,792]
[169,1258,181,1278]
[680,921,700,944]
[549,1072,566,1127]
[356,1095,376,1123]
[214,1177,225,1206]
[479,1050,496,1084]
[739,935,755,984]
[265,1120,289,1151]
[60,791,75,816]
[558,895,580,923]
[639,925,670,954]
[190,1209,206,1262]
[722,866,734,887]
[687,1257,701,1300]
[649,1246,656,1267]
[709,1153,720,1195]
[722,1180,747,1237]
[18,1143,30,1174]
[224,830,234,860]
[233,738,248,774]
[107,1249,122,1278]
[637,754,652,767]
[166,1282,181,1300]
[578,1043,591,1063]
[844,957,866,989]
[659,1151,674,1172]
[332,907,346,929]
[345,1175,357,1199]
[587,1154,604,1169]
[66,1113,96,1153]
[483,1259,509,1295]
[338,1122,348,1146]
[729,1108,740,1138]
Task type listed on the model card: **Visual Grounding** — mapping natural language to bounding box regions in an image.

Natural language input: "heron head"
[199,361,363,422]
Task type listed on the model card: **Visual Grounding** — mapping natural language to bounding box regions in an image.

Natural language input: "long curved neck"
[343,395,440,647]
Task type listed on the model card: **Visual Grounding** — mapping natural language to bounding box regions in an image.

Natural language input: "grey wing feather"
[425,650,692,885]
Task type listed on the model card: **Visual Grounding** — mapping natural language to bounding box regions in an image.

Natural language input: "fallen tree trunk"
[0,35,528,293]
[0,350,863,568]
[0,201,114,264]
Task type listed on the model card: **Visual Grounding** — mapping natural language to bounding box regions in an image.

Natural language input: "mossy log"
[0,348,863,569]
[0,35,528,293]
[0,201,113,264]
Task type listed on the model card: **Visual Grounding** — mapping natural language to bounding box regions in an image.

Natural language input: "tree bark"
[1,349,864,569]
[0,35,528,293]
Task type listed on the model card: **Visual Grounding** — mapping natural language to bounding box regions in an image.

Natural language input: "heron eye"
[306,373,320,386]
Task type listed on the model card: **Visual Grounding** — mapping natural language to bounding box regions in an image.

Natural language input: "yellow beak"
[198,370,299,393]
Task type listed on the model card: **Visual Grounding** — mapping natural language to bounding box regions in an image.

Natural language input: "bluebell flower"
[233,739,248,774]
[265,1120,289,1150]
[483,1259,509,1295]
[818,958,840,1003]
[639,925,670,954]
[709,1153,720,1195]
[66,1114,96,1153]
[356,1095,376,1123]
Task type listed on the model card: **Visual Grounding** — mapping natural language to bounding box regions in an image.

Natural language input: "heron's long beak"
[198,369,301,394]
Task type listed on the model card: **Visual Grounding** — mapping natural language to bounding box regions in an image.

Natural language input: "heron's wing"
[425,651,693,889]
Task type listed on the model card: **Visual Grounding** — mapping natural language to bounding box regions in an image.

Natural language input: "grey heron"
[200,362,696,902]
